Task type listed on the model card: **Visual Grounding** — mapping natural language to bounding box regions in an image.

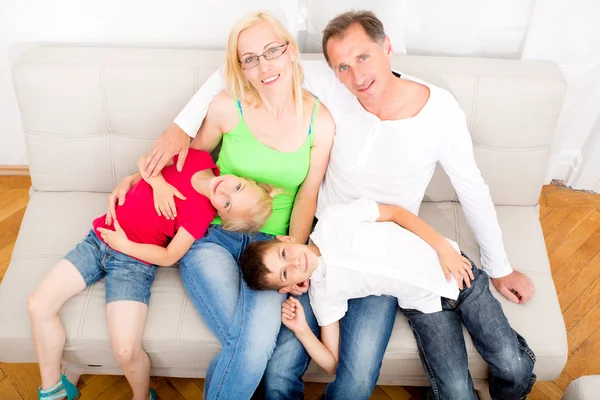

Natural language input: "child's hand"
[281,297,309,334]
[97,221,131,253]
[152,182,186,220]
[438,242,475,289]
[106,175,135,225]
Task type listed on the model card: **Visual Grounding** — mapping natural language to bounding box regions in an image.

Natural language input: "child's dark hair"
[239,240,282,291]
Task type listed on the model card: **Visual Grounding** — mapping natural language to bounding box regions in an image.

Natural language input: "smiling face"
[207,175,265,222]
[261,237,320,291]
[236,20,296,96]
[326,23,394,105]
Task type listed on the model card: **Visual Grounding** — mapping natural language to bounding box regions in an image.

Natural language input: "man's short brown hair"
[322,10,386,66]
[239,240,282,291]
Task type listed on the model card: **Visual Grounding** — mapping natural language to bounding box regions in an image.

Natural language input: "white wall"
[522,0,600,187]
[2,0,600,191]
[404,0,534,58]
[0,0,297,166]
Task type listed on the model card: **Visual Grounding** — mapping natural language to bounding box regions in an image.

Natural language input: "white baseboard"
[546,151,581,183]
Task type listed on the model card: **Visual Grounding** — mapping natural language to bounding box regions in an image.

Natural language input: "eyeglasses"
[239,42,289,70]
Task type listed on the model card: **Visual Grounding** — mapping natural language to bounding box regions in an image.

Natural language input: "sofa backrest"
[12,46,565,206]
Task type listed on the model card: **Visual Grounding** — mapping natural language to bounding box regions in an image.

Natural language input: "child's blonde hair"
[220,179,283,232]
[224,11,306,120]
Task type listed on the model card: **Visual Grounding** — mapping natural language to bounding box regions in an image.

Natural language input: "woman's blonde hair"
[224,11,305,120]
[220,179,284,232]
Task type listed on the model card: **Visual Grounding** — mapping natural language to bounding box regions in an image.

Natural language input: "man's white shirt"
[308,198,460,326]
[173,60,513,279]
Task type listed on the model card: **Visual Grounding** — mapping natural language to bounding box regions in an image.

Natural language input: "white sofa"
[0,46,568,397]
[562,376,600,400]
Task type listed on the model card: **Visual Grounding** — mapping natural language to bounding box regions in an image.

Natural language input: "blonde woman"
[112,11,335,399]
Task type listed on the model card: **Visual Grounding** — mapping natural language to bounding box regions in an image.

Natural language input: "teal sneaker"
[38,374,80,400]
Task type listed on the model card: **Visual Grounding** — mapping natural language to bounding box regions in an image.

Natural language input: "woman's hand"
[438,242,475,289]
[106,175,135,225]
[152,181,186,220]
[281,297,310,334]
[97,221,131,253]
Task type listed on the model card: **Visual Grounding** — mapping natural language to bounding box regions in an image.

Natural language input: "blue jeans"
[64,229,157,305]
[178,225,286,400]
[262,258,535,400]
[401,260,536,400]
[262,294,398,399]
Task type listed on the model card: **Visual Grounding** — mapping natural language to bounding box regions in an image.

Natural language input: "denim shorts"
[64,229,158,305]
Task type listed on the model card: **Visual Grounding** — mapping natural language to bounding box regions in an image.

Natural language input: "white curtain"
[404,0,534,58]
[521,0,600,187]
[303,0,407,54]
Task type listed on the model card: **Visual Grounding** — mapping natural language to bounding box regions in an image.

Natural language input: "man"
[140,10,536,400]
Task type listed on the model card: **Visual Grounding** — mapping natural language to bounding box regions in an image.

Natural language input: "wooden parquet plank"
[0,243,16,268]
[156,381,185,400]
[79,375,121,399]
[166,377,203,399]
[548,211,600,271]
[546,188,600,208]
[539,201,552,220]
[542,184,564,196]
[379,385,413,400]
[190,378,204,393]
[534,381,564,400]
[0,195,28,225]
[0,189,28,213]
[553,231,600,294]
[0,176,31,189]
[0,378,22,400]
[564,283,600,348]
[79,374,98,386]
[564,326,600,378]
[0,366,5,381]
[0,208,26,250]
[541,208,572,239]
[0,363,39,400]
[529,384,551,400]
[558,251,600,314]
[552,369,575,391]
[303,382,326,400]
[92,376,132,400]
[369,386,393,399]
[544,207,595,254]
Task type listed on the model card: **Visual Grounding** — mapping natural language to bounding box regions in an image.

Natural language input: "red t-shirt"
[93,149,218,248]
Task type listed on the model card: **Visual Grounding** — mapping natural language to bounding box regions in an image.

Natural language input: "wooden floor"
[0,176,599,400]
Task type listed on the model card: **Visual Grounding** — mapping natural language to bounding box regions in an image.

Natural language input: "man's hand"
[144,123,190,177]
[106,175,135,226]
[281,297,310,334]
[492,270,535,304]
[97,221,130,253]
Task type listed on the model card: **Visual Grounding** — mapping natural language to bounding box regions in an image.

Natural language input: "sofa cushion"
[562,376,600,400]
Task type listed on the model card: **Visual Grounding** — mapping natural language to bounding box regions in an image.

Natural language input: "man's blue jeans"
[179,225,286,400]
[401,260,536,400]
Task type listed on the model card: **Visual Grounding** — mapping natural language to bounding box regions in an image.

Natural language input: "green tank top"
[212,98,320,236]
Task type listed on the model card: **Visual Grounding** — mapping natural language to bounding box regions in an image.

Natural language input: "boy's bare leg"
[107,301,151,400]
[27,259,87,389]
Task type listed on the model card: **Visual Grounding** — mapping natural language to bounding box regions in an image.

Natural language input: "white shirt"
[173,60,512,279]
[308,198,460,326]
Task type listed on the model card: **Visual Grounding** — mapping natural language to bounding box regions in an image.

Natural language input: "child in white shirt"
[239,198,474,374]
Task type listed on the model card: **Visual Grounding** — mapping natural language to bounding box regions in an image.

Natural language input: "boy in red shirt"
[28,149,279,400]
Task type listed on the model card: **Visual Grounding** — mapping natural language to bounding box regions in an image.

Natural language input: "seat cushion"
[562,376,600,400]
[0,192,567,383]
